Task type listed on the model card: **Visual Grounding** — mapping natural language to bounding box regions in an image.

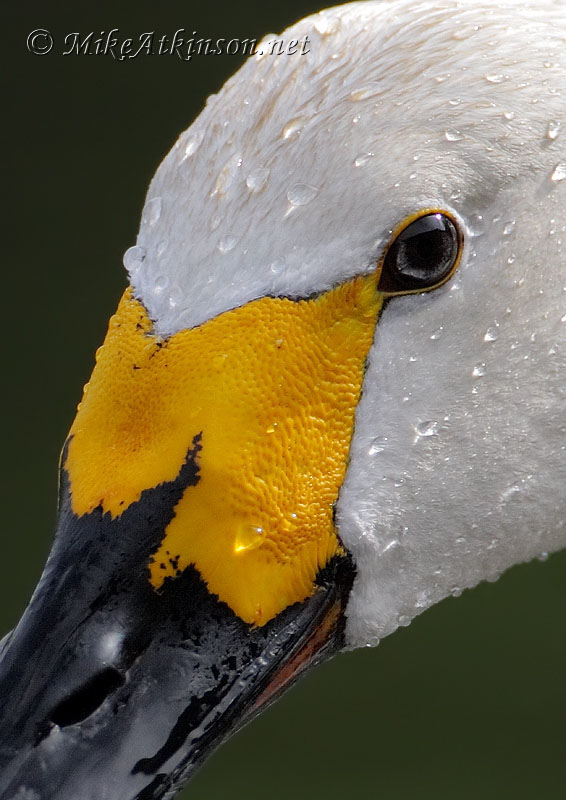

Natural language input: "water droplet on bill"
[234,525,265,553]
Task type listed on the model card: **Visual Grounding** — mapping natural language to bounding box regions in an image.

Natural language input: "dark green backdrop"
[4,2,565,798]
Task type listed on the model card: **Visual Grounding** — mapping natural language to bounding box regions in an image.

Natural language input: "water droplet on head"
[270,258,285,276]
[168,287,182,309]
[484,326,498,342]
[218,235,238,254]
[468,213,486,237]
[430,327,444,340]
[503,110,516,120]
[397,614,411,627]
[354,152,375,167]
[550,163,566,182]
[485,72,506,83]
[123,245,146,274]
[452,24,481,40]
[503,220,516,236]
[472,362,486,377]
[382,538,401,555]
[213,153,243,196]
[314,15,340,36]
[156,240,168,258]
[143,197,162,227]
[368,436,388,455]
[349,84,381,101]
[450,587,463,598]
[444,129,463,142]
[153,274,169,295]
[415,420,439,438]
[287,183,319,206]
[537,551,549,562]
[500,484,521,504]
[282,117,305,140]
[246,168,270,193]
[182,132,204,160]
[546,120,561,140]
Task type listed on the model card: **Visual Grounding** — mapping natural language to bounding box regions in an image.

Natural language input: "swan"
[1,1,564,798]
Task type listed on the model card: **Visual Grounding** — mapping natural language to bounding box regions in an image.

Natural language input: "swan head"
[1,1,564,798]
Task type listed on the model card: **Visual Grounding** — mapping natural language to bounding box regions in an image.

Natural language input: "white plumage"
[1,3,564,799]
[127,0,566,648]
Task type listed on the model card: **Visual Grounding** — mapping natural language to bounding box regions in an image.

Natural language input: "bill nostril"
[49,667,125,727]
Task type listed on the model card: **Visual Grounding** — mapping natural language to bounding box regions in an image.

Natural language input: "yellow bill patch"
[66,276,383,624]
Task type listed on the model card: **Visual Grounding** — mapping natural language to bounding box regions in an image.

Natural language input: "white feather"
[126,0,565,647]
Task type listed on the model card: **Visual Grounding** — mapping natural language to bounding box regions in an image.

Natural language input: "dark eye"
[378,212,461,294]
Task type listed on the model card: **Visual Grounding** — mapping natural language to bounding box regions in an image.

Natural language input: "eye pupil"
[379,212,460,293]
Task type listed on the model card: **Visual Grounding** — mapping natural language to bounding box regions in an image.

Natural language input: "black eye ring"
[377,211,463,295]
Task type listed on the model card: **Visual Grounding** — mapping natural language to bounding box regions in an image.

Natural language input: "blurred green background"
[4,1,565,798]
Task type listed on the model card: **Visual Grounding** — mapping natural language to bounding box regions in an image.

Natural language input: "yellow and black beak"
[0,275,383,799]
[0,448,354,798]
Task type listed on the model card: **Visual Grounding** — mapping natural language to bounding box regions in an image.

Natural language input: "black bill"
[0,445,354,800]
